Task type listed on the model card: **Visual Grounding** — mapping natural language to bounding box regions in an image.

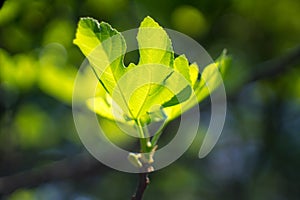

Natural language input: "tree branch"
[248,46,300,83]
[0,152,108,195]
[131,173,150,200]
[227,46,300,100]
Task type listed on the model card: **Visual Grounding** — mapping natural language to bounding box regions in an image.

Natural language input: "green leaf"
[74,16,193,123]
[73,17,127,94]
[118,65,191,120]
[137,16,174,66]
[74,17,135,120]
[173,55,191,83]
[86,94,132,124]
[164,51,230,121]
[195,50,229,102]
[74,16,228,125]
[189,63,199,87]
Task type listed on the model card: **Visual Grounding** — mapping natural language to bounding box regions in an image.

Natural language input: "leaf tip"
[140,16,159,27]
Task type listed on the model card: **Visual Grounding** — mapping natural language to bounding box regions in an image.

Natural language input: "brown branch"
[131,173,150,200]
[0,152,108,195]
[228,46,300,100]
[248,46,300,83]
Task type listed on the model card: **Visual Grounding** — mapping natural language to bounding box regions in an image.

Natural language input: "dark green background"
[0,0,300,199]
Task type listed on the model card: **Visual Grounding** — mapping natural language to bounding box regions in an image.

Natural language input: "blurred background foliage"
[0,0,300,199]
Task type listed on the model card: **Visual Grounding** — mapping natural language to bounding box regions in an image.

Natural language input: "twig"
[131,173,150,200]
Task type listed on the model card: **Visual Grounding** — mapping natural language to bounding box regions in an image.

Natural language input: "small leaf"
[128,153,143,168]
[146,105,167,122]
[164,51,230,121]
[189,63,199,87]
[195,50,229,102]
[174,55,191,83]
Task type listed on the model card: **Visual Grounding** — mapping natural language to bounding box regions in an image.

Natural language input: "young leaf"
[74,16,229,125]
[116,65,192,120]
[137,16,174,66]
[74,16,193,123]
[163,51,230,121]
[195,50,229,103]
[189,63,199,87]
[173,55,191,84]
[73,17,127,94]
[86,94,132,124]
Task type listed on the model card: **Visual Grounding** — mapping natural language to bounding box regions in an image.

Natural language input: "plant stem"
[150,129,163,146]
[136,120,148,152]
[131,173,150,200]
[151,120,169,146]
[131,120,151,200]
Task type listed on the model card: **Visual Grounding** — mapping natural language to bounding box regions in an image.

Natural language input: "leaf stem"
[150,130,163,147]
[132,121,151,200]
[150,121,169,146]
[136,120,148,153]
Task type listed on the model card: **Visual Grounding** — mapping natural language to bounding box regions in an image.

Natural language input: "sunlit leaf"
[164,51,229,121]
[74,17,192,123]
[73,17,127,94]
[74,16,228,125]
[137,16,174,66]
